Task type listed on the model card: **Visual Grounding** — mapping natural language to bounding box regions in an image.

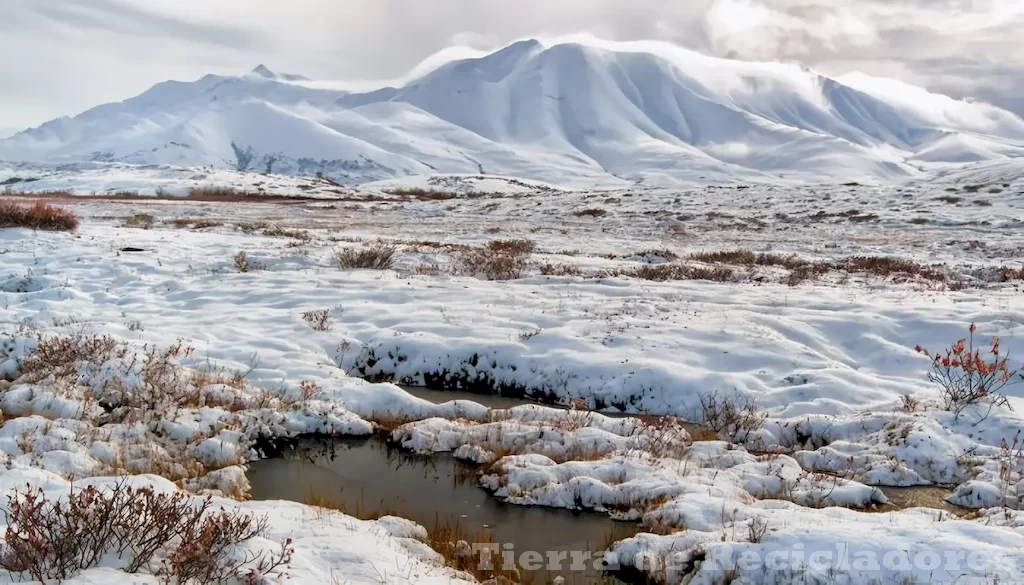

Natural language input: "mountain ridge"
[2,38,1022,186]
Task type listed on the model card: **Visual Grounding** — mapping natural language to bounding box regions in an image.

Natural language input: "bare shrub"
[233,251,264,273]
[0,480,291,582]
[632,414,690,459]
[18,333,126,384]
[298,380,322,403]
[0,201,79,231]
[456,239,534,280]
[785,262,832,286]
[488,238,534,255]
[336,242,397,270]
[747,515,770,543]
[538,262,581,276]
[518,328,542,342]
[999,431,1022,512]
[383,187,457,200]
[261,226,311,240]
[698,391,766,440]
[915,323,1020,421]
[234,221,271,233]
[164,510,291,584]
[414,264,442,276]
[18,335,216,422]
[997,266,1024,282]
[899,394,920,413]
[690,250,756,265]
[755,253,817,271]
[188,186,239,199]
[122,213,155,229]
[302,309,332,332]
[169,217,223,230]
[846,256,944,282]
[607,264,735,282]
[633,249,680,262]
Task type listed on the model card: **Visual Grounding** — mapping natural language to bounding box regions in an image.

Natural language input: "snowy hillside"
[3,39,1024,185]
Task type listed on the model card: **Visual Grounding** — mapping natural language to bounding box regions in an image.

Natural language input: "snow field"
[0,183,1020,584]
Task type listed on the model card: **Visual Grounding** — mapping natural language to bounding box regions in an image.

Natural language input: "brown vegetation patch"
[0,201,79,231]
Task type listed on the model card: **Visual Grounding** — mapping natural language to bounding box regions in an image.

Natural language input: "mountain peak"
[250,65,276,79]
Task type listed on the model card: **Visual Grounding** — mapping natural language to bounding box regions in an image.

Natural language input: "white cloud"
[0,0,1021,130]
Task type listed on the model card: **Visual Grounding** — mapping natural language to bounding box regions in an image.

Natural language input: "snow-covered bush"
[697,391,766,440]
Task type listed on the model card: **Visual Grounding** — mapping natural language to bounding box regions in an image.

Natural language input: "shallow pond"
[248,436,641,584]
[248,387,967,584]
[402,385,549,411]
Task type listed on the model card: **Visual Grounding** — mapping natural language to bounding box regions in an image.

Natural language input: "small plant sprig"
[915,323,1020,422]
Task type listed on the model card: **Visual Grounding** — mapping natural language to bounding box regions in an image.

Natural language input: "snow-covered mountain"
[3,39,1024,186]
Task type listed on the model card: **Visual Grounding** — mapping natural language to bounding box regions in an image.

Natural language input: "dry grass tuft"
[425,521,523,582]
[336,242,397,270]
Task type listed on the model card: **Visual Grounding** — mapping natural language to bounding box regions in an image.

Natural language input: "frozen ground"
[0,171,1022,583]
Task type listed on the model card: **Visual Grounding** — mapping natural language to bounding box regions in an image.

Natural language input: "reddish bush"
[916,324,1021,421]
[0,480,291,582]
[0,201,78,231]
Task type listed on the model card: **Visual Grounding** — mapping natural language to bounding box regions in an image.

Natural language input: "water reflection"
[248,436,641,584]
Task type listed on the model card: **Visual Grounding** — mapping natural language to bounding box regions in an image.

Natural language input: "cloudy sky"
[1,0,1021,135]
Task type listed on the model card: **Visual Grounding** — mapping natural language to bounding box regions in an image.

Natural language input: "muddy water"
[402,385,546,411]
[247,436,640,584]
[876,485,967,516]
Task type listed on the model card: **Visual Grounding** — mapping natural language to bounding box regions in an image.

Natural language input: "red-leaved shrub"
[0,480,292,582]
[0,201,79,231]
[916,323,1020,421]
